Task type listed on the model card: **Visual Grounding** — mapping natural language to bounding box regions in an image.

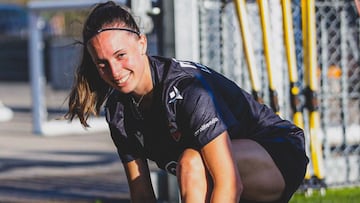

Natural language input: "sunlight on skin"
[355,0,360,16]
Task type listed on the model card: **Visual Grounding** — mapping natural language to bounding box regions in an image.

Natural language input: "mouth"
[112,72,131,86]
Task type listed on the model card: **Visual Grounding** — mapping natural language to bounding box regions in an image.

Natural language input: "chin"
[113,85,133,94]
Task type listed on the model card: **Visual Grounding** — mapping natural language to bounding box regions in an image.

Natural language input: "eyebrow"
[97,28,141,36]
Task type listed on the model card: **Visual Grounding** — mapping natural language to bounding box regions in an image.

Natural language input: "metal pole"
[257,0,280,114]
[28,11,46,134]
[302,0,326,192]
[233,0,262,102]
[281,0,304,129]
[340,4,351,183]
[27,0,128,135]
[320,12,330,162]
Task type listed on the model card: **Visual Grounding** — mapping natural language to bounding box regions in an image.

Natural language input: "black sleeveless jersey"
[105,56,305,174]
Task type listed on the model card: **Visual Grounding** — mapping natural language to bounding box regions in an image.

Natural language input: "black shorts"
[258,141,309,203]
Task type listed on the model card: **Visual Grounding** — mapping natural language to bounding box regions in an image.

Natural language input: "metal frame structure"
[198,0,360,188]
[27,0,126,135]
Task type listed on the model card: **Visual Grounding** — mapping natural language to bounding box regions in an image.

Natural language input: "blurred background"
[0,0,359,202]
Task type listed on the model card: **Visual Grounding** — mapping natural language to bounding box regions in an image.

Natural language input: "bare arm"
[201,131,243,202]
[123,158,157,203]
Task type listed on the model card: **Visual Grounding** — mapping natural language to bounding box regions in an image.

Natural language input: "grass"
[93,186,360,203]
[290,186,360,203]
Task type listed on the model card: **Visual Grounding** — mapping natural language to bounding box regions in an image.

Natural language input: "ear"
[138,34,148,55]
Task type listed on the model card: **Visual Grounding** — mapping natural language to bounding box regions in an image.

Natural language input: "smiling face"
[87,25,152,96]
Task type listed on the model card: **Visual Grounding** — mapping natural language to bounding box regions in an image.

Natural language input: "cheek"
[121,58,131,67]
[123,56,139,72]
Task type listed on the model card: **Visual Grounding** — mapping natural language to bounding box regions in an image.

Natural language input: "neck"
[134,55,153,97]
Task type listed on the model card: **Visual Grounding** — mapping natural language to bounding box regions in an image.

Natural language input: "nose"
[108,60,121,78]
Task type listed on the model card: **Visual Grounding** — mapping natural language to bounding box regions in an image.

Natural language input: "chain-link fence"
[198,0,360,188]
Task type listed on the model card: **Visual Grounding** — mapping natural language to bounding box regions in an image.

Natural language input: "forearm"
[210,183,242,203]
[130,193,157,203]
[201,132,243,202]
[125,159,157,203]
[128,170,157,203]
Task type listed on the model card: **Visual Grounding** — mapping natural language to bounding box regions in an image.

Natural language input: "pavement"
[0,82,134,203]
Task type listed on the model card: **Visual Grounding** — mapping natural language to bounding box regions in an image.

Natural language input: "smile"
[113,73,131,85]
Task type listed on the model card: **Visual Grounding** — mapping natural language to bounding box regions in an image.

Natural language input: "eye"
[96,62,106,69]
[116,52,126,59]
[95,61,108,73]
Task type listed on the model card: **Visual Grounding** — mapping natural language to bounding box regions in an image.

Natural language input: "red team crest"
[171,130,182,142]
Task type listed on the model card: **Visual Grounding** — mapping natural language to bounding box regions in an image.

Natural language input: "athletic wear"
[105,56,308,201]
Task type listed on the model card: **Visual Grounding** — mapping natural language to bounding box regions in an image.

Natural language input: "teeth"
[115,73,130,84]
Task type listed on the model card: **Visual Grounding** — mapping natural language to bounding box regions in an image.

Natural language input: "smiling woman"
[86,25,151,96]
[65,1,308,203]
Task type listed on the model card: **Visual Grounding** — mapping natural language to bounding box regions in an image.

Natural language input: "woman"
[66,1,308,202]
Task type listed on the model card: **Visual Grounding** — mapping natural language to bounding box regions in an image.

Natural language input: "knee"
[176,149,211,202]
[176,149,206,182]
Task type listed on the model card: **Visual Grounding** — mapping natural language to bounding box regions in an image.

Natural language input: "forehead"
[87,23,137,42]
[88,29,137,48]
[87,29,139,58]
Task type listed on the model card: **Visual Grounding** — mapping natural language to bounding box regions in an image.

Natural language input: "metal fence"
[198,0,360,187]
